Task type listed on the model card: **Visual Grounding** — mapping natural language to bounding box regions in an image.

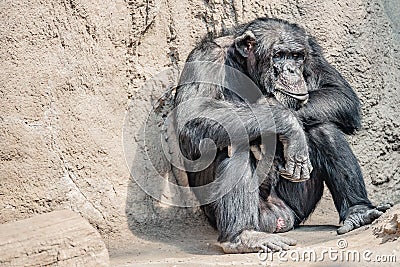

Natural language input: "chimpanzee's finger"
[293,162,302,180]
[285,159,295,177]
[300,163,311,181]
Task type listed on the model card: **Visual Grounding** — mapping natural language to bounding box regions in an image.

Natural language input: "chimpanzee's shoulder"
[186,32,233,62]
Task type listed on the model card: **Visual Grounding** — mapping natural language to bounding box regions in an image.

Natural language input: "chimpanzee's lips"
[276,89,309,101]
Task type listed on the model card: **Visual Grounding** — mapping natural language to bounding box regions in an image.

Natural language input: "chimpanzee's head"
[234,18,316,109]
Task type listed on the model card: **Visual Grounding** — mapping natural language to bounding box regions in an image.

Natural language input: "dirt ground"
[108,197,399,267]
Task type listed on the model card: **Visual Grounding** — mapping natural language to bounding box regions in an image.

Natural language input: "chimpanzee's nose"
[284,64,296,73]
[283,62,300,75]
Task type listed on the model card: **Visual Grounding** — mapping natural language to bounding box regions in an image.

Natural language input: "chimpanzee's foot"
[337,203,393,234]
[220,230,297,253]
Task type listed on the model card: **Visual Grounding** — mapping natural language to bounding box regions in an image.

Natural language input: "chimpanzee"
[172,18,391,253]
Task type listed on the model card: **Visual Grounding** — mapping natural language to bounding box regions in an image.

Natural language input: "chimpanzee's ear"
[234,31,256,58]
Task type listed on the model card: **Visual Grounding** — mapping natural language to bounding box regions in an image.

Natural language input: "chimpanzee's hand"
[255,96,313,182]
[337,203,393,234]
[278,134,313,182]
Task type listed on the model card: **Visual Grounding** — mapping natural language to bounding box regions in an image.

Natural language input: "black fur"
[173,18,384,250]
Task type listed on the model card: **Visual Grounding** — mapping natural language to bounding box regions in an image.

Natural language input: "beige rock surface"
[0,210,109,266]
[1,0,399,265]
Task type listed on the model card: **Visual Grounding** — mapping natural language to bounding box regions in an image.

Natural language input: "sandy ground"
[108,198,399,266]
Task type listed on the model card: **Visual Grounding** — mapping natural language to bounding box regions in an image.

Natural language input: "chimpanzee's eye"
[273,52,285,62]
[292,52,304,61]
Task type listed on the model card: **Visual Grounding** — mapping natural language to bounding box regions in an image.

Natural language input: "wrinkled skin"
[338,203,393,234]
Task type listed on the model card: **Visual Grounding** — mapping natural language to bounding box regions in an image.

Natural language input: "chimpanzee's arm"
[177,99,303,150]
[175,92,312,181]
[297,39,362,134]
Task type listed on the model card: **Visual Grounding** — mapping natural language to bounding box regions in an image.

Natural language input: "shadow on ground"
[123,101,222,255]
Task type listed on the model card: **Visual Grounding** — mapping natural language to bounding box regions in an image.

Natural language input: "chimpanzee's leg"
[198,151,296,253]
[306,123,389,234]
[307,124,372,216]
[272,139,325,224]
[274,123,389,233]
[210,151,261,242]
[275,173,324,225]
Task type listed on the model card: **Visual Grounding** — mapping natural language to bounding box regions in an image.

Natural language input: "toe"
[265,242,282,252]
[281,236,297,246]
[337,221,354,235]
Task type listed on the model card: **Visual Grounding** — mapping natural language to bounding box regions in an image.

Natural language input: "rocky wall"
[0,0,398,239]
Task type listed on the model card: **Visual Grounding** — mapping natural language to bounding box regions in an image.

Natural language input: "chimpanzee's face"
[271,46,308,102]
[234,27,310,109]
[259,31,310,109]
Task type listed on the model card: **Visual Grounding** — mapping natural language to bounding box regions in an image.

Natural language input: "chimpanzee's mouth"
[275,89,309,101]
